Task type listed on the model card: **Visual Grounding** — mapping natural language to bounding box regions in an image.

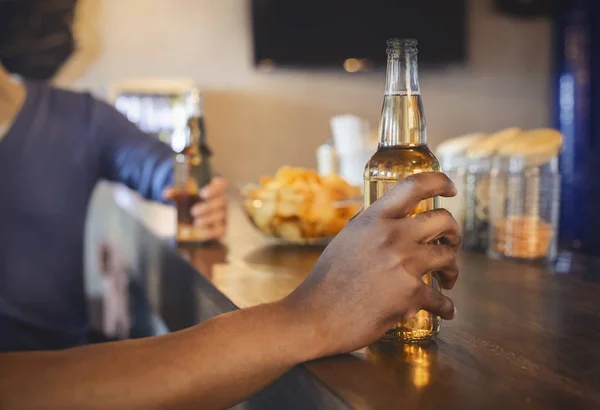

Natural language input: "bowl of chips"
[241,166,362,245]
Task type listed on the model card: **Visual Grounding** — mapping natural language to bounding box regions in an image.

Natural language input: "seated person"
[0,2,227,352]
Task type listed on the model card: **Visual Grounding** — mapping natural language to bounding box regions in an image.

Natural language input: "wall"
[56,0,552,184]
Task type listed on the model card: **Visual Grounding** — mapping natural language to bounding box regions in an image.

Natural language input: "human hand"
[164,176,228,241]
[283,172,461,358]
[190,176,228,240]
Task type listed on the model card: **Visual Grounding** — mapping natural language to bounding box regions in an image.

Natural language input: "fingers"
[395,239,458,289]
[192,177,228,217]
[182,178,228,240]
[419,285,456,320]
[411,244,459,290]
[412,208,462,250]
[191,178,228,239]
[194,208,227,228]
[190,196,227,239]
[191,195,227,218]
[369,172,456,219]
[200,176,228,200]
[432,259,459,290]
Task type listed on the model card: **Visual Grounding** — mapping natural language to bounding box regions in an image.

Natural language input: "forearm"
[93,98,175,202]
[0,301,322,410]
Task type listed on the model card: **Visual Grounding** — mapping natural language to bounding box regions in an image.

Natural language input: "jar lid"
[436,132,487,158]
[497,128,562,166]
[465,127,522,158]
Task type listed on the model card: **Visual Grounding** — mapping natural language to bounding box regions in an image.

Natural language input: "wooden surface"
[181,204,600,410]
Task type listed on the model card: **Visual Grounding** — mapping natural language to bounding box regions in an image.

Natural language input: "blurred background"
[55,0,550,184]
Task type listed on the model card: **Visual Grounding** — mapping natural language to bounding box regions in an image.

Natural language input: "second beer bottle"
[174,87,213,244]
[364,38,443,343]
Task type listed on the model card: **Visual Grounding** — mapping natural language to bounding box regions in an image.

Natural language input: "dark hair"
[0,0,78,78]
[0,2,21,50]
[0,0,77,53]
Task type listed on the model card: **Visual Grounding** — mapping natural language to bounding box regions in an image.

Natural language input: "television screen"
[251,0,468,70]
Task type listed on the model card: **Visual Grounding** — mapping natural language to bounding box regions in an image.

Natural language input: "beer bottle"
[174,88,213,243]
[364,39,442,343]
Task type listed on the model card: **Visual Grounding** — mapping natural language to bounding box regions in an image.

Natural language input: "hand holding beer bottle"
[164,176,228,242]
[165,88,228,243]
[364,39,448,343]
[287,172,461,357]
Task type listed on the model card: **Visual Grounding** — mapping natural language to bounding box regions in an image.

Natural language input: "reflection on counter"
[177,243,228,281]
[366,341,437,390]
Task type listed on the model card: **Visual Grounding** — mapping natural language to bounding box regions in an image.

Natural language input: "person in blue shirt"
[0,2,228,352]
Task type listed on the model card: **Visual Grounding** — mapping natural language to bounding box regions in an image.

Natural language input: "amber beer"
[364,39,442,343]
[174,186,201,226]
[173,153,203,242]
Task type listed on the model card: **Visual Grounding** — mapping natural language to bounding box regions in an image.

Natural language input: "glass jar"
[463,156,493,253]
[488,154,560,264]
[440,154,469,230]
[436,132,487,234]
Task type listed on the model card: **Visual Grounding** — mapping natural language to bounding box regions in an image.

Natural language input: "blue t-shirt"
[0,82,174,344]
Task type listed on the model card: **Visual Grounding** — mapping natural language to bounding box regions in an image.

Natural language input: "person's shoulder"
[34,82,129,133]
[39,83,111,116]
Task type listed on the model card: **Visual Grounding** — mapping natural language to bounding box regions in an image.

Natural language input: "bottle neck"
[183,88,211,156]
[185,117,201,151]
[186,88,204,117]
[385,51,420,96]
[379,50,426,147]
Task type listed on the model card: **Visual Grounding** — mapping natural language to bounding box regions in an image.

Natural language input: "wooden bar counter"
[179,207,600,410]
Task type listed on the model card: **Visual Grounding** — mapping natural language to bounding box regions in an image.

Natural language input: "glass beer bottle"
[174,88,213,243]
[364,38,442,343]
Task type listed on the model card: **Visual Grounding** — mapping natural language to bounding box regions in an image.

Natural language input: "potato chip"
[274,218,304,242]
[260,176,274,186]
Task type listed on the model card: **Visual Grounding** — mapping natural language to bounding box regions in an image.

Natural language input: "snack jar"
[436,133,486,232]
[462,156,494,253]
[440,153,468,229]
[460,128,522,253]
[488,150,561,264]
